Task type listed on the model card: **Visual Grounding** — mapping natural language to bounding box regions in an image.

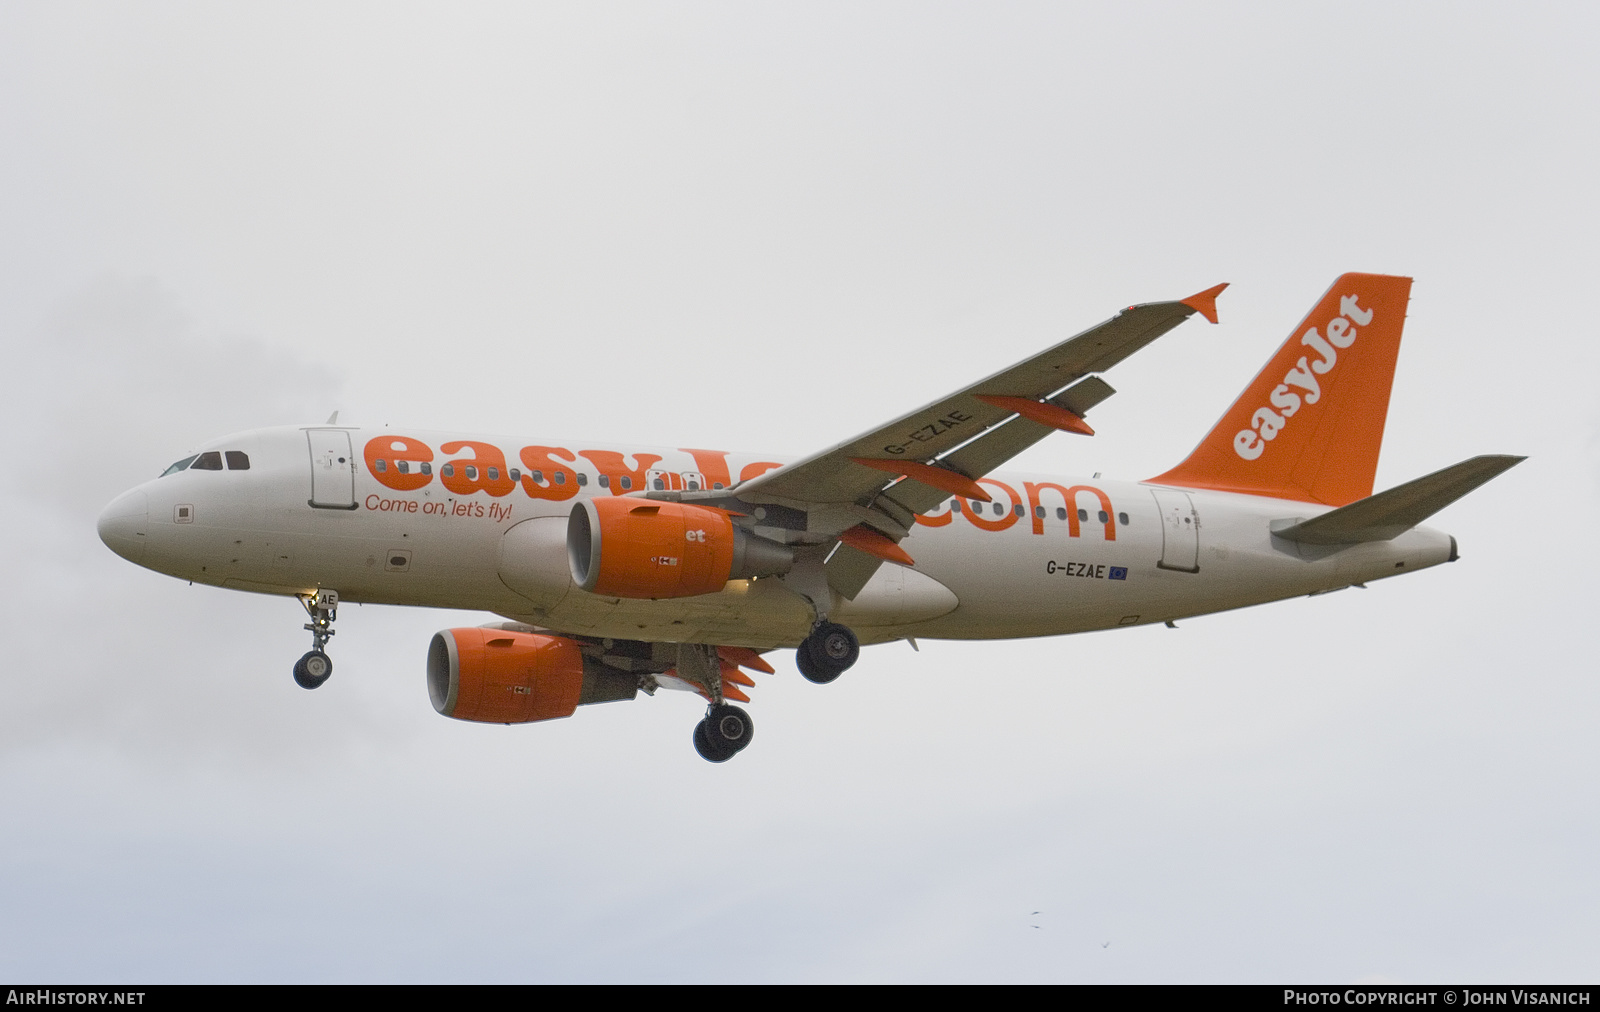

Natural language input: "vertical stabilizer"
[1149,273,1413,506]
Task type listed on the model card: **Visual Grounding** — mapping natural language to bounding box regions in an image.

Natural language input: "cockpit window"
[160,455,198,477]
[225,451,250,470]
[190,451,224,471]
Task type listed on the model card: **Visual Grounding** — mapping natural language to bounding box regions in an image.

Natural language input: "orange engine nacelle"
[567,497,793,599]
[427,627,585,724]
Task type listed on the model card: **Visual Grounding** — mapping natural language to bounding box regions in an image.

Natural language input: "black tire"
[802,622,859,680]
[705,704,754,753]
[293,650,333,690]
[693,719,736,763]
[795,642,839,684]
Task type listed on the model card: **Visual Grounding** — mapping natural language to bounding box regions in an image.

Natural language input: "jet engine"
[427,627,588,724]
[567,498,793,599]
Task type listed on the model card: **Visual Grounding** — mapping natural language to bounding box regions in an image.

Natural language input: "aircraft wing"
[733,283,1227,526]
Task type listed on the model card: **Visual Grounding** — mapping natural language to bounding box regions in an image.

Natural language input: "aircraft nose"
[97,489,149,563]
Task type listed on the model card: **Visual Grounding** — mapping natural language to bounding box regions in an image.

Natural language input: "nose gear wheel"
[294,649,333,689]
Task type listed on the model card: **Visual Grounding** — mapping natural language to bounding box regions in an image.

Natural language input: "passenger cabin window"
[441,463,455,477]
[598,475,609,488]
[508,468,520,482]
[553,472,566,485]
[1013,504,1025,517]
[486,467,499,481]
[1077,508,1088,522]
[374,458,388,472]
[1056,508,1067,520]
[991,502,1003,517]
[713,482,725,490]
[619,476,632,490]
[531,470,545,483]
[1118,512,1129,525]
[397,460,410,474]
[1034,505,1046,518]
[420,462,432,475]
[1097,510,1109,523]
[464,465,478,481]
[576,473,588,486]
[191,451,224,471]
[225,451,249,470]
[160,455,198,477]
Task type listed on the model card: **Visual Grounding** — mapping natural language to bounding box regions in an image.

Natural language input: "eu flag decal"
[1109,567,1128,581]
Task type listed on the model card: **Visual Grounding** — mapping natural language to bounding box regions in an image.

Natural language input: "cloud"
[0,277,354,761]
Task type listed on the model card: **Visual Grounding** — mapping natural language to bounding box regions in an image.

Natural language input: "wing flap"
[824,543,886,599]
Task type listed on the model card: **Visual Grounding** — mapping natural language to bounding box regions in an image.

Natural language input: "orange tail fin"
[1149,273,1413,506]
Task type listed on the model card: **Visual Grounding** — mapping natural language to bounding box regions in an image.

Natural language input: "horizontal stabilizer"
[1272,455,1525,545]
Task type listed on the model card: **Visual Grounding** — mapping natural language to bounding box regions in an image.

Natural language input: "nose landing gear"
[294,590,339,690]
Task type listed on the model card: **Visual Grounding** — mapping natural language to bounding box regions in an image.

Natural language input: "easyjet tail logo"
[1233,295,1373,461]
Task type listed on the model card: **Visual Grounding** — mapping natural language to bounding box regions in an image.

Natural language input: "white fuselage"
[96,425,1455,648]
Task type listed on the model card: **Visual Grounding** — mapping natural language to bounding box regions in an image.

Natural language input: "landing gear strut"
[796,621,859,684]
[694,703,754,763]
[294,589,338,690]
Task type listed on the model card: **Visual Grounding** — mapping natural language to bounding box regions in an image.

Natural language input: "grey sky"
[1,2,1596,982]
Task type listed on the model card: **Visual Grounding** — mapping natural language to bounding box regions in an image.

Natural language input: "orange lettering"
[962,479,1022,532]
[440,441,517,497]
[1023,482,1116,539]
[1024,481,1073,535]
[913,499,955,528]
[680,449,733,490]
[365,435,434,492]
[1066,485,1116,540]
[579,450,663,495]
[517,446,581,501]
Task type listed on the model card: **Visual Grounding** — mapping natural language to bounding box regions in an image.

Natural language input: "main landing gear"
[670,643,757,763]
[795,621,859,684]
[693,703,754,763]
[294,589,339,690]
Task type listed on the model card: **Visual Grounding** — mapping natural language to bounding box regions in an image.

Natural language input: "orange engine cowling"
[567,497,793,599]
[427,627,585,724]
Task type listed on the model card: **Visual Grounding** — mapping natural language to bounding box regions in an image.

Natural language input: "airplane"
[95,273,1522,762]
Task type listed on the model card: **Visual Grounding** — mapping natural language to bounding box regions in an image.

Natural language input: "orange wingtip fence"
[1180,282,1230,325]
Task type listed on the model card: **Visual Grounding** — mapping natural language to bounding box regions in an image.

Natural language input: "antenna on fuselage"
[326,411,340,425]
